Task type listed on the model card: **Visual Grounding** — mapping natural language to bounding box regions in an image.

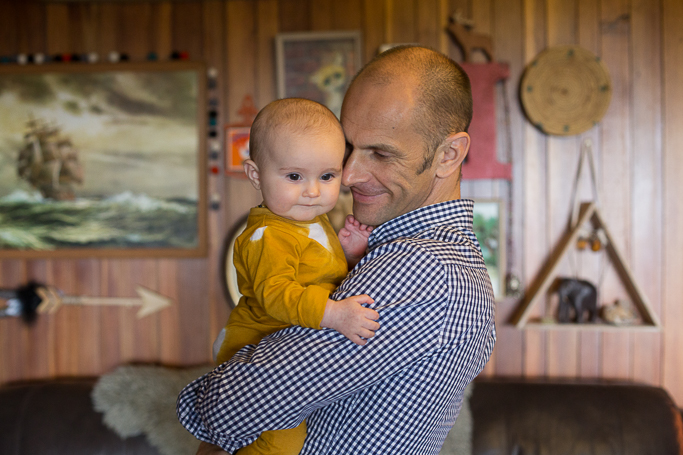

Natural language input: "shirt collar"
[367,199,475,250]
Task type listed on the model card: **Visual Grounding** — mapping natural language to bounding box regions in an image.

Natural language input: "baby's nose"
[303,181,320,197]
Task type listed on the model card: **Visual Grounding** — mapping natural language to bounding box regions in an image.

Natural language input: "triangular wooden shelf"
[511,202,661,331]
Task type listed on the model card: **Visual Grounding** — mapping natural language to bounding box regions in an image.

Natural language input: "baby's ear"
[243,159,261,190]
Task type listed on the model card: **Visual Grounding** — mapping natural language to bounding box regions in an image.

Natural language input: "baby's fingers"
[362,318,380,332]
[349,334,367,346]
[353,294,375,305]
[363,307,379,320]
[357,327,377,339]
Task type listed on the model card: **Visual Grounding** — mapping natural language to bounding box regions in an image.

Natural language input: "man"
[178,45,496,455]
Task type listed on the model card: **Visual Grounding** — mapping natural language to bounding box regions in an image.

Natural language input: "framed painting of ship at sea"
[0,61,207,258]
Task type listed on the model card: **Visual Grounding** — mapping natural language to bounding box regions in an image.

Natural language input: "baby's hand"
[321,295,380,346]
[338,215,373,268]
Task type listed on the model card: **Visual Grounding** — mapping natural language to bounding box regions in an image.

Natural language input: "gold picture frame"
[0,61,207,258]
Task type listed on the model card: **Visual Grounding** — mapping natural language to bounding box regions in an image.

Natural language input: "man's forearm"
[177,301,443,451]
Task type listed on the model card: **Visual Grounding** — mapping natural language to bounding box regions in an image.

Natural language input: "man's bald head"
[347,46,472,173]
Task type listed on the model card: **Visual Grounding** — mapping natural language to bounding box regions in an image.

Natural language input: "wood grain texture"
[362,0,385,61]
[576,0,602,379]
[662,0,683,404]
[599,0,632,380]
[545,0,579,379]
[203,0,228,347]
[521,0,547,378]
[489,0,524,377]
[0,0,681,405]
[629,0,663,386]
[388,0,416,43]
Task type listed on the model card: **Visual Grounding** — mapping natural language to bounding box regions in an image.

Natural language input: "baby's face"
[258,125,345,221]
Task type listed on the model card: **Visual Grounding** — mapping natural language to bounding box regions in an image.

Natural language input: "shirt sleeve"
[240,225,331,329]
[176,245,452,453]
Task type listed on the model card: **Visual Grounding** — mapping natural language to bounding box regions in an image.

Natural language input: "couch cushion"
[471,380,683,455]
[0,378,160,455]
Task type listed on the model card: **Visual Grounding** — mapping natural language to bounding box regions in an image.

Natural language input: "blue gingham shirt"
[177,199,496,454]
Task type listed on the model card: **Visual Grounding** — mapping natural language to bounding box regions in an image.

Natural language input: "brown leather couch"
[1,377,682,454]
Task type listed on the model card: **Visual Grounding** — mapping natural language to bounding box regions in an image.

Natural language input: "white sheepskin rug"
[91,364,214,455]
[92,364,474,455]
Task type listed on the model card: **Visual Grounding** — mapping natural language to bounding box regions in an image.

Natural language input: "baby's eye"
[286,173,302,181]
[320,173,335,181]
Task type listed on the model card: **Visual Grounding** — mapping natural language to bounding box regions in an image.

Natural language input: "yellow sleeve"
[240,225,330,329]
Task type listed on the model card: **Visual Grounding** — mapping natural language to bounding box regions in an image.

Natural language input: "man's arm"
[177,247,449,453]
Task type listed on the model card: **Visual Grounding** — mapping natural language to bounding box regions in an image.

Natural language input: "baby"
[214,98,380,455]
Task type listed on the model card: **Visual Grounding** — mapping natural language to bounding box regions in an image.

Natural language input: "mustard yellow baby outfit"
[216,206,348,455]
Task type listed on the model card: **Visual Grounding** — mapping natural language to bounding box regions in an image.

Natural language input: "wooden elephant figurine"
[556,278,598,323]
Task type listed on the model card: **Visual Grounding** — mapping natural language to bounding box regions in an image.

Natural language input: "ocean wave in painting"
[0,190,198,250]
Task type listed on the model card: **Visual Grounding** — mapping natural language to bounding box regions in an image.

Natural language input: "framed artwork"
[225,126,250,174]
[0,61,207,258]
[275,30,362,118]
[472,199,506,300]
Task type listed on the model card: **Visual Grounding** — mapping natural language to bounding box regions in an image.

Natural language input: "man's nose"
[303,180,320,197]
[342,149,366,187]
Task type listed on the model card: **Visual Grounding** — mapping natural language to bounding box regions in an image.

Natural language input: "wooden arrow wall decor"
[37,285,173,319]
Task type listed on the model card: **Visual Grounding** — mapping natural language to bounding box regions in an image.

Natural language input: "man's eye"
[286,174,302,181]
[373,150,389,159]
[320,173,335,181]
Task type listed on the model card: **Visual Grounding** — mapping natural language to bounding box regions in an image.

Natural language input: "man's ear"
[435,132,470,179]
[243,159,261,190]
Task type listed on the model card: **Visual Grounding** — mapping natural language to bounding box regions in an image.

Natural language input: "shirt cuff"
[298,285,330,330]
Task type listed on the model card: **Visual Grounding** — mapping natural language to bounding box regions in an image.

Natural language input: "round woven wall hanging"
[520,45,612,136]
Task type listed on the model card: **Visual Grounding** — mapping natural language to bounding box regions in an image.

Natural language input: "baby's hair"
[249,98,343,166]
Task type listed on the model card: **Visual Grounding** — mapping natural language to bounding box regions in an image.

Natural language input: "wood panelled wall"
[1,0,682,404]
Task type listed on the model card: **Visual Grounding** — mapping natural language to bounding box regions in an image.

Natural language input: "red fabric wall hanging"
[460,62,512,180]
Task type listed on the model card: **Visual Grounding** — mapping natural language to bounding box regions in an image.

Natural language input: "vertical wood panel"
[52,260,80,376]
[204,0,228,348]
[388,0,417,43]
[256,0,279,106]
[489,0,524,377]
[662,0,683,404]
[362,0,386,62]
[333,0,362,30]
[311,0,333,30]
[576,0,602,379]
[74,259,102,375]
[416,0,440,49]
[175,0,211,365]
[545,0,579,378]
[599,0,632,380]
[630,0,663,386]
[0,261,27,382]
[158,259,181,364]
[521,0,547,378]
[151,2,173,59]
[279,0,310,32]
[225,0,262,240]
[130,259,160,362]
[17,2,45,53]
[25,261,52,379]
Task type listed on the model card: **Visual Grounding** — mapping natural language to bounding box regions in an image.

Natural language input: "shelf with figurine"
[511,201,661,332]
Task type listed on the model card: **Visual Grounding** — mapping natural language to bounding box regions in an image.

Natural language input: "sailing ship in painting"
[17,116,83,201]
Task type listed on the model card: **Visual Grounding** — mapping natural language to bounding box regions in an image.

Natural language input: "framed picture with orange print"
[275,31,362,119]
[224,95,258,176]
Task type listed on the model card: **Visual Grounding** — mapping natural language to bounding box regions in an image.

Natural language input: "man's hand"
[338,215,373,268]
[321,295,379,345]
[196,442,228,455]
